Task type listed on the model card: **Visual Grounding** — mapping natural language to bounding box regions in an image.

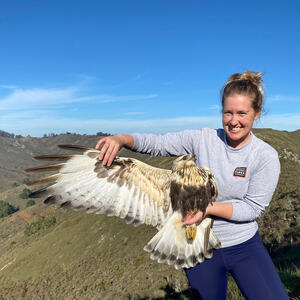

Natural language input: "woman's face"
[222,94,260,148]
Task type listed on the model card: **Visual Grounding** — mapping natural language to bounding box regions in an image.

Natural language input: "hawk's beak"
[187,154,195,161]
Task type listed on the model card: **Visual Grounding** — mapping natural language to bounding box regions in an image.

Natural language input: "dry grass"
[0,129,299,299]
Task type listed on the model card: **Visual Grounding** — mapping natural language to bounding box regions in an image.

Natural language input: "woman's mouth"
[229,126,241,133]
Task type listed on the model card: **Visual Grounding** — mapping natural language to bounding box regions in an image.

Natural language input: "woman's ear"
[254,109,261,120]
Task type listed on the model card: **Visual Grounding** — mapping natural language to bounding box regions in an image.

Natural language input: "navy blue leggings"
[185,232,289,300]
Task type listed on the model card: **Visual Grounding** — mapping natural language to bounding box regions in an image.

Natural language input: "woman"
[96,71,289,300]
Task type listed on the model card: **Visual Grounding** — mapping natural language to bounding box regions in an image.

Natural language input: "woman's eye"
[239,112,246,117]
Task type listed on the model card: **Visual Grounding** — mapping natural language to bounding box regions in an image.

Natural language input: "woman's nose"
[230,114,239,125]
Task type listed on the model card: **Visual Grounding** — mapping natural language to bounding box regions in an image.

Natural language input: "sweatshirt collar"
[223,131,254,152]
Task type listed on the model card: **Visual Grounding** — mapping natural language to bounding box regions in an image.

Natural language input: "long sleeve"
[132,130,197,157]
[230,154,280,222]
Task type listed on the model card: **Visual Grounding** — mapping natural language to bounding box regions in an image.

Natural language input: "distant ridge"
[0,130,15,138]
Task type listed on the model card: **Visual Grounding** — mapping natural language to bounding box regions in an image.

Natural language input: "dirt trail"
[10,211,32,224]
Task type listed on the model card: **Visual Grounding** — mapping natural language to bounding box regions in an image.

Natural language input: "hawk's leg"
[185,223,197,241]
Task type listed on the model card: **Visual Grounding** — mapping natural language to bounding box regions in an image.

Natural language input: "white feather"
[144,212,221,269]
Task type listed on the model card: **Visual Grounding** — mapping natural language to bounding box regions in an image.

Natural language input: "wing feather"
[26,145,173,229]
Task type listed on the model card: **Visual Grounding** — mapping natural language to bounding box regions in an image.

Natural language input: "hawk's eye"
[182,156,188,160]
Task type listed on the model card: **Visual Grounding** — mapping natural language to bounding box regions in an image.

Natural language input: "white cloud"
[1,111,299,137]
[116,112,145,116]
[0,87,79,110]
[208,104,221,110]
[268,95,300,103]
[9,111,300,137]
[0,114,221,136]
[0,85,18,90]
[0,83,299,137]
[0,86,157,110]
[94,94,157,104]
[254,113,300,130]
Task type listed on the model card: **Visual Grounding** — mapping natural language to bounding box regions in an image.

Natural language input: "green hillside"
[0,129,299,299]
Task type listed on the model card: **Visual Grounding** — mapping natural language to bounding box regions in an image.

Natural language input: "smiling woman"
[221,72,263,148]
[96,71,289,300]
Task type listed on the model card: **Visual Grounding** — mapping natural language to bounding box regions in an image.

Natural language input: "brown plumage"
[170,154,218,217]
[25,145,221,269]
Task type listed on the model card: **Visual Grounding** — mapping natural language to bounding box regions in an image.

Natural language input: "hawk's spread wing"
[25,145,173,229]
[26,145,222,269]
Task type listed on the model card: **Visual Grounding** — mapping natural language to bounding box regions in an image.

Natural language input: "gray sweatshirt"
[132,128,280,247]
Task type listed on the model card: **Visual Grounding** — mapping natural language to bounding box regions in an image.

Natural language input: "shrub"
[22,178,30,184]
[0,201,19,218]
[96,131,111,136]
[19,188,32,199]
[26,200,36,207]
[24,216,56,236]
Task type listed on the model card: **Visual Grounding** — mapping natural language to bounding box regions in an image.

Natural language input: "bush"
[22,178,30,184]
[26,200,36,207]
[0,201,19,218]
[24,216,56,236]
[96,131,111,137]
[19,188,32,199]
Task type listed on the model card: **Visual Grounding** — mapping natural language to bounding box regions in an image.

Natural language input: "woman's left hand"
[182,203,234,224]
[182,211,205,225]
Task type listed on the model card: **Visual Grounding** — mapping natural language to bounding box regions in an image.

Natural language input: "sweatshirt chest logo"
[233,167,247,177]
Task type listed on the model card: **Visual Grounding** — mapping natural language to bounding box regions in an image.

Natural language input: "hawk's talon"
[186,224,197,241]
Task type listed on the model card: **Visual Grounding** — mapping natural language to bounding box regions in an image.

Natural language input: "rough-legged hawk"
[25,145,221,269]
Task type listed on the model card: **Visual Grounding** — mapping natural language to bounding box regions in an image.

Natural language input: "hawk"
[25,145,221,269]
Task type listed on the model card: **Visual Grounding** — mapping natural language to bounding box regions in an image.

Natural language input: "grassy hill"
[0,133,99,191]
[0,129,299,299]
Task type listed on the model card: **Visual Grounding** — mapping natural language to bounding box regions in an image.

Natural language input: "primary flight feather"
[25,145,221,269]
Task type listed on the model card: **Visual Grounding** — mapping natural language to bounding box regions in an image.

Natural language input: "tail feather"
[58,145,94,152]
[26,174,59,186]
[144,212,221,269]
[25,163,66,173]
[34,154,75,161]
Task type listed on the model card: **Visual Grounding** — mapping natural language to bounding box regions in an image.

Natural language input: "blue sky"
[0,0,299,136]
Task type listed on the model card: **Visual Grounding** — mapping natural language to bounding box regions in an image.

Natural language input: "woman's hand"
[182,211,205,225]
[182,203,234,225]
[95,134,134,166]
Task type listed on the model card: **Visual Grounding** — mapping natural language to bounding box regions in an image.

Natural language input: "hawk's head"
[172,154,196,172]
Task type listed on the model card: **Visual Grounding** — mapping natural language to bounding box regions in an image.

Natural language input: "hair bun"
[222,71,265,113]
[226,71,264,86]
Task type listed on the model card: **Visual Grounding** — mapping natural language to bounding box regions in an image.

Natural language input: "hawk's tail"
[144,212,221,269]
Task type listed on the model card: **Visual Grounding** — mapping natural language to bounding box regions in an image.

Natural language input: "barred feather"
[26,174,60,186]
[58,144,94,151]
[25,163,66,173]
[34,154,75,161]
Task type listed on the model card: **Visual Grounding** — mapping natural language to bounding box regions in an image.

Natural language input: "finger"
[183,212,202,225]
[182,218,195,225]
[99,143,110,161]
[182,215,194,225]
[102,144,115,166]
[95,138,105,149]
[107,144,120,166]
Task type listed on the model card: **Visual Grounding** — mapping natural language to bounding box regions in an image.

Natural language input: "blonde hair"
[221,71,265,113]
